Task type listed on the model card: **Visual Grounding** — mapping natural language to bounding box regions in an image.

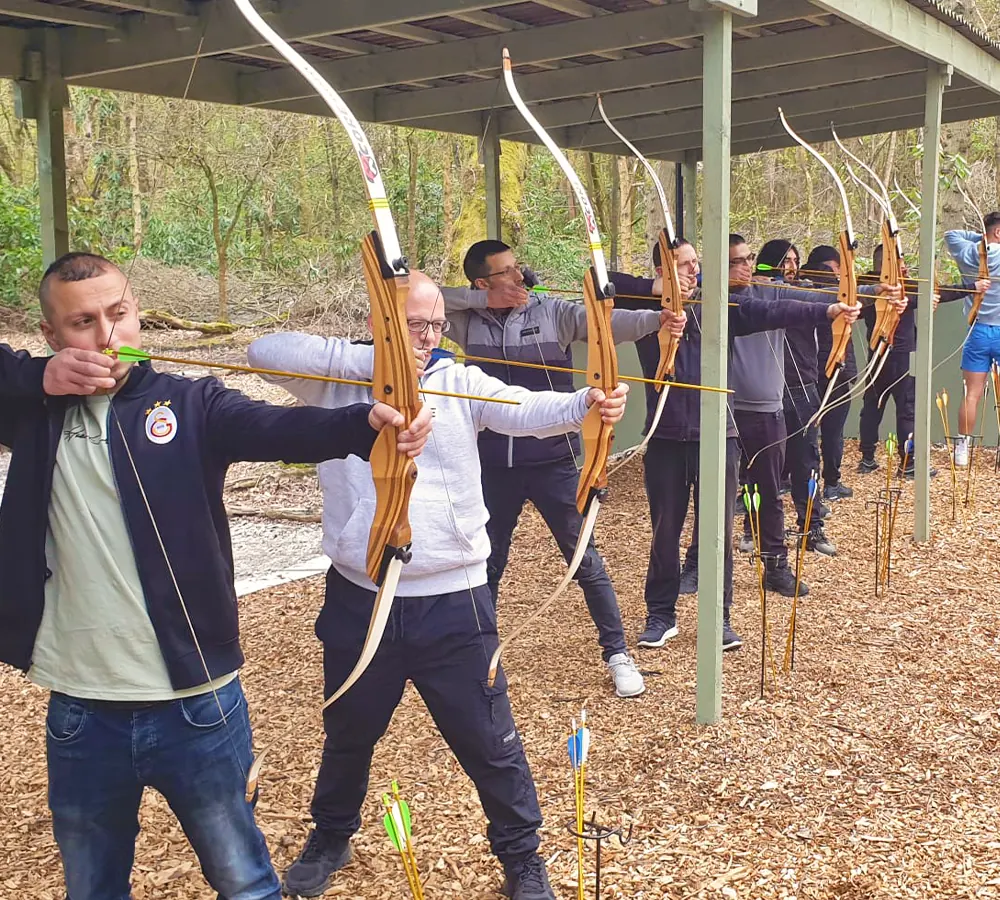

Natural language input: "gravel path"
[0,446,323,588]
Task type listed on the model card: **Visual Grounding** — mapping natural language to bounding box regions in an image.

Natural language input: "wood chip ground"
[2,333,999,898]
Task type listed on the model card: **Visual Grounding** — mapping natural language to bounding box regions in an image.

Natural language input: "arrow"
[107,345,521,406]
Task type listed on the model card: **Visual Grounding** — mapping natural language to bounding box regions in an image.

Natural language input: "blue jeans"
[46,678,280,900]
[481,458,628,660]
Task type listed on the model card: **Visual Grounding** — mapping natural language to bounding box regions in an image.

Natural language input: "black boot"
[765,557,808,598]
[282,830,352,898]
[678,558,698,594]
[501,853,556,900]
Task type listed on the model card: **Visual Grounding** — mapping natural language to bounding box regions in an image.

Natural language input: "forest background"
[2,2,1000,346]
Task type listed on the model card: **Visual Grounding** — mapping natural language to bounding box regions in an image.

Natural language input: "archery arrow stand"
[566,812,633,899]
[866,488,900,597]
[750,551,781,698]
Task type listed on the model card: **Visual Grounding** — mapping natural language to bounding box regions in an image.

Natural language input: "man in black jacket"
[0,252,431,900]
[857,245,976,475]
[605,242,901,647]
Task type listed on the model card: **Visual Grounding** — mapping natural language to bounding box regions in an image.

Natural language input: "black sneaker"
[678,559,698,595]
[857,457,879,474]
[282,830,352,898]
[501,853,556,900]
[823,482,854,500]
[722,621,743,651]
[806,524,837,557]
[765,559,809,598]
[815,500,831,520]
[898,465,938,480]
[637,614,678,648]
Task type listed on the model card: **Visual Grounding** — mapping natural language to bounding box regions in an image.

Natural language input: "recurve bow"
[595,95,683,468]
[231,0,420,709]
[780,109,858,420]
[487,49,619,685]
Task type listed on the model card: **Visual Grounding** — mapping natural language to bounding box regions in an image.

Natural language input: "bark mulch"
[2,441,999,898]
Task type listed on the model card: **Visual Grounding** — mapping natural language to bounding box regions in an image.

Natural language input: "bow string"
[231,0,421,710]
[487,49,620,684]
[595,94,683,470]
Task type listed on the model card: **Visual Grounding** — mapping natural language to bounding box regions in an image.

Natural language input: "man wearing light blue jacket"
[944,216,1000,466]
[247,270,628,900]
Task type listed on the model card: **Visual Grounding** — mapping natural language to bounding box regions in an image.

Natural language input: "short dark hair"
[984,211,1000,232]
[651,237,692,268]
[39,252,120,320]
[872,244,884,274]
[463,240,512,284]
[729,233,747,248]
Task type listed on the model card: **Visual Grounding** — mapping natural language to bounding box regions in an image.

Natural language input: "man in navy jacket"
[610,240,903,649]
[0,252,430,900]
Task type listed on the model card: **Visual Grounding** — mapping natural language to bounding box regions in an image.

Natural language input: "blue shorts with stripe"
[961,322,1000,373]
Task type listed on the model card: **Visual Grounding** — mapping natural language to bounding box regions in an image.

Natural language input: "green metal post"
[481,115,502,241]
[682,150,699,248]
[914,62,950,542]
[37,30,69,267]
[696,7,733,725]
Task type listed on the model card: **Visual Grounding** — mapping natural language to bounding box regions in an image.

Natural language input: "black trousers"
[859,352,914,461]
[735,409,787,559]
[481,459,627,661]
[643,438,739,619]
[311,567,543,865]
[783,383,821,528]
[819,377,854,487]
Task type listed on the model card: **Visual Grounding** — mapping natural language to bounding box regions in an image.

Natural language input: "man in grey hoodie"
[247,271,630,900]
[730,235,907,596]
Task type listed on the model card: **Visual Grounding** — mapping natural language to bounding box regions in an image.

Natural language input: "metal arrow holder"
[565,811,633,899]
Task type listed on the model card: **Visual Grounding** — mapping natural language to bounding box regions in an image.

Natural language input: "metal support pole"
[695,7,732,725]
[682,150,699,247]
[481,115,502,241]
[37,30,69,267]
[914,62,950,542]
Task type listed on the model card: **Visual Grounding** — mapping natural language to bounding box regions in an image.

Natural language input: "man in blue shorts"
[944,215,1000,466]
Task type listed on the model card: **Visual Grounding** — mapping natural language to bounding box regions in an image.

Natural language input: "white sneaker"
[953,436,969,468]
[607,652,645,698]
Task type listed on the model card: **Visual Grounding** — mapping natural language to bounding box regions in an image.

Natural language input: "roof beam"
[77,56,248,106]
[564,70,946,150]
[60,0,523,78]
[243,0,820,105]
[85,0,193,16]
[809,0,1000,95]
[0,0,122,30]
[0,25,28,79]
[508,47,921,137]
[724,99,1000,157]
[361,16,880,125]
[628,86,996,156]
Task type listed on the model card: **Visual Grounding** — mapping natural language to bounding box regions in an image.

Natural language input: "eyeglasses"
[407,319,451,335]
[484,265,522,279]
[728,253,757,268]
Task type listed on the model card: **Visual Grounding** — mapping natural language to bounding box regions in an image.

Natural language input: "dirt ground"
[2,328,1000,899]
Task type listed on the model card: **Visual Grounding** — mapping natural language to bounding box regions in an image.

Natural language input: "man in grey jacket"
[442,240,682,698]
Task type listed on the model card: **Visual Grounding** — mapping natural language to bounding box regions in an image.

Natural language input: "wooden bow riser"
[653,230,683,388]
[575,267,618,514]
[869,220,901,351]
[825,230,858,380]
[968,239,988,326]
[363,232,420,585]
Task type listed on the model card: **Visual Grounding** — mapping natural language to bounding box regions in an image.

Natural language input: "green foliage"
[0,180,43,307]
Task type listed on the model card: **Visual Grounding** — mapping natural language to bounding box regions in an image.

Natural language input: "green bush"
[0,181,43,308]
